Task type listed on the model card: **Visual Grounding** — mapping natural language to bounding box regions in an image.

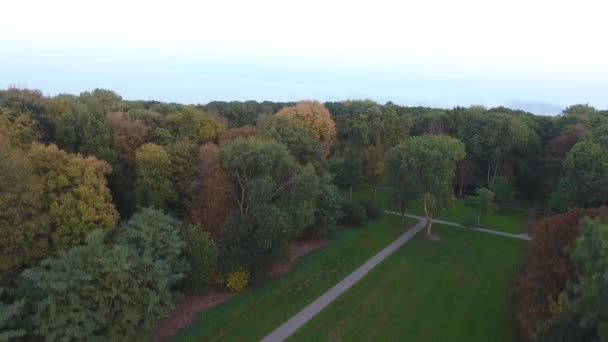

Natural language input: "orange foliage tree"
[218,127,258,144]
[276,100,336,157]
[190,143,233,238]
[513,207,608,340]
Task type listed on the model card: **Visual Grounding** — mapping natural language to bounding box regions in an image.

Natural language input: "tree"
[21,230,175,341]
[166,107,226,144]
[332,158,363,200]
[117,208,189,286]
[307,173,344,237]
[276,100,336,157]
[465,188,497,223]
[190,143,233,238]
[513,208,608,339]
[135,143,173,208]
[54,96,116,162]
[0,136,48,285]
[0,108,38,147]
[218,126,258,144]
[28,144,118,250]
[219,138,320,275]
[0,288,25,341]
[167,139,199,216]
[385,135,465,235]
[106,112,151,216]
[539,218,608,341]
[0,87,51,142]
[257,114,323,166]
[454,157,478,198]
[491,176,518,204]
[549,125,608,212]
[184,227,218,292]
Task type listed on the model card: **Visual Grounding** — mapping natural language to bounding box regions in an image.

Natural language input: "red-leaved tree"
[513,207,608,340]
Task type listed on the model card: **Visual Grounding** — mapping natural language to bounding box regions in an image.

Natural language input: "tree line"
[0,87,607,340]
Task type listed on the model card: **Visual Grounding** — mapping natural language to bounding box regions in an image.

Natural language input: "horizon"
[2,0,607,115]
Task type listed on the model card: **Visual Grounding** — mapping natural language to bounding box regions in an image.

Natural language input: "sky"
[1,0,607,114]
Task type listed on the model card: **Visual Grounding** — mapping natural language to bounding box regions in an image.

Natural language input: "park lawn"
[352,185,529,234]
[171,215,415,341]
[290,224,527,342]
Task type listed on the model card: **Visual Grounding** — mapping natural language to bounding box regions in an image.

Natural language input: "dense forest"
[1,87,607,341]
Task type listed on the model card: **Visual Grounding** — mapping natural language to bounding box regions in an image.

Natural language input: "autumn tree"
[190,143,233,238]
[218,126,258,144]
[0,136,48,285]
[385,135,465,235]
[106,112,151,215]
[276,100,336,157]
[257,114,323,166]
[167,139,199,216]
[166,107,226,144]
[135,143,173,208]
[514,207,608,340]
[539,218,608,341]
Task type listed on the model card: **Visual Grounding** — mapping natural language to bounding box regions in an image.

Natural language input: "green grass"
[352,185,529,234]
[290,224,527,342]
[172,215,415,341]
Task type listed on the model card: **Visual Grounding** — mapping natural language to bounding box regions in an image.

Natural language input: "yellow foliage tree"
[276,100,336,157]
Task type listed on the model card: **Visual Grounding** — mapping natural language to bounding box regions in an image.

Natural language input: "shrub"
[361,200,382,220]
[461,214,477,228]
[306,173,344,237]
[339,200,367,226]
[226,268,249,293]
[184,228,218,293]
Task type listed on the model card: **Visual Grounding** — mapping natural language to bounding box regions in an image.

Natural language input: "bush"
[184,228,218,293]
[306,173,344,237]
[339,200,367,226]
[461,214,477,228]
[0,288,25,342]
[226,268,249,293]
[21,230,175,341]
[361,200,382,220]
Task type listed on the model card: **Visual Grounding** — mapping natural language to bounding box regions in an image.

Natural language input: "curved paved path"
[261,219,427,342]
[383,210,531,241]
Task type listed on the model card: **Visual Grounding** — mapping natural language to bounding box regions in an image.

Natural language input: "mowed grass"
[172,215,415,341]
[352,185,529,234]
[290,224,526,342]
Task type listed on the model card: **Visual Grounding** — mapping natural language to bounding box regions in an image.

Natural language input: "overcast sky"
[1,0,607,114]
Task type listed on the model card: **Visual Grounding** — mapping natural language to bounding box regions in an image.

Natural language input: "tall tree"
[135,143,173,208]
[276,100,336,157]
[514,207,608,339]
[385,135,465,235]
[190,144,233,238]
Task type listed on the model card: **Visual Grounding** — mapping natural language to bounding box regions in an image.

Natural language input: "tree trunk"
[458,163,465,198]
[426,214,433,236]
[400,210,405,225]
[349,184,353,200]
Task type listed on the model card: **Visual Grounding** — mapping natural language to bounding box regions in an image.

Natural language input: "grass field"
[290,224,526,341]
[172,215,415,341]
[352,185,529,234]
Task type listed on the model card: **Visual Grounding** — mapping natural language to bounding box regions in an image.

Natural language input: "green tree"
[54,97,116,162]
[117,208,189,286]
[332,158,363,199]
[167,139,199,216]
[135,143,173,208]
[257,114,323,166]
[21,230,175,341]
[549,125,608,211]
[0,288,25,341]
[167,107,226,144]
[219,138,320,275]
[385,135,465,235]
[490,176,518,204]
[465,188,497,223]
[308,173,344,237]
[184,227,218,292]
